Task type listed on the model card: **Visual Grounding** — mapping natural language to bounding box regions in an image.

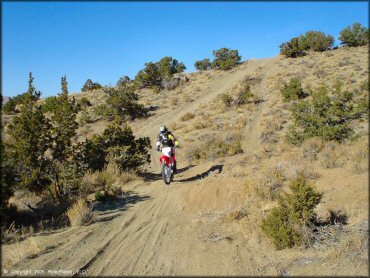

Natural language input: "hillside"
[2,96,10,105]
[2,45,368,276]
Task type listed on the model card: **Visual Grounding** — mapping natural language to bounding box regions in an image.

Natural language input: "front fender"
[159,155,171,166]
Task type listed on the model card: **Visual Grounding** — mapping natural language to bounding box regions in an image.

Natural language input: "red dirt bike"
[159,146,177,185]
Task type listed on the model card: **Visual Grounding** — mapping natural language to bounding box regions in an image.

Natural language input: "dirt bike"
[159,146,177,185]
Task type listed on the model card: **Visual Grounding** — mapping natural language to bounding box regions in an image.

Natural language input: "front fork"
[170,149,176,173]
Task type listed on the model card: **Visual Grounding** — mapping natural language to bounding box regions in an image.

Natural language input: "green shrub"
[234,81,255,105]
[2,98,17,114]
[95,86,147,121]
[79,97,91,107]
[261,175,322,250]
[281,78,305,102]
[280,31,334,58]
[211,48,241,70]
[157,56,186,80]
[42,96,59,113]
[300,31,334,52]
[54,161,84,194]
[3,90,40,114]
[94,187,117,202]
[261,203,301,249]
[353,96,369,118]
[286,84,363,144]
[134,57,186,89]
[339,22,369,47]
[220,93,234,107]
[81,79,102,92]
[194,58,211,71]
[116,75,131,88]
[135,62,162,89]
[77,122,151,172]
[280,37,306,58]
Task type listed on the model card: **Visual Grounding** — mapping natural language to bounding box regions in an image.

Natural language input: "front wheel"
[162,162,172,185]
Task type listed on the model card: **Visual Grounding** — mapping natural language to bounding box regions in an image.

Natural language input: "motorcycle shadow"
[92,193,151,223]
[177,164,223,183]
[176,164,196,174]
[140,164,196,181]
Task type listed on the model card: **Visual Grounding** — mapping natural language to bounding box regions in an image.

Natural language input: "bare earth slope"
[4,47,368,276]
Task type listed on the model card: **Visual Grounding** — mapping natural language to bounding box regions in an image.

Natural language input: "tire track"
[73,214,137,276]
[85,183,175,275]
[11,59,273,276]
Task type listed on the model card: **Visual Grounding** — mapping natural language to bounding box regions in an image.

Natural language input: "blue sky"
[2,1,368,98]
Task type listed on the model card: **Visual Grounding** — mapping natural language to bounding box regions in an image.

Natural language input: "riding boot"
[173,161,177,173]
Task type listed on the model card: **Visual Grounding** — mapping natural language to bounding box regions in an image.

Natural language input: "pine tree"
[61,75,68,96]
[8,73,51,192]
[51,75,79,162]
[48,76,79,200]
[1,142,16,215]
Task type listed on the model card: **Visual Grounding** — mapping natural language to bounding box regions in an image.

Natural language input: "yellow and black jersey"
[157,132,177,147]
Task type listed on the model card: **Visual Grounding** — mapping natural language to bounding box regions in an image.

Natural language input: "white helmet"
[160,125,168,133]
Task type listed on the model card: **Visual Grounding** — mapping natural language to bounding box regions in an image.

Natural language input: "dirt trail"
[8,59,274,276]
[241,58,281,155]
[134,59,268,171]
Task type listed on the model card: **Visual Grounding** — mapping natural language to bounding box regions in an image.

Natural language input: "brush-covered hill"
[2,45,368,276]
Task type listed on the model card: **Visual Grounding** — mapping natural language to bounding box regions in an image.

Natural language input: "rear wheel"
[162,162,171,185]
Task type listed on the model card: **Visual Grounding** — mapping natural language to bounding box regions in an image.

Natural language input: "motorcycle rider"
[156,125,179,173]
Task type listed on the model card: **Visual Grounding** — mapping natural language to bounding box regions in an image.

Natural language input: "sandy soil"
[2,47,368,276]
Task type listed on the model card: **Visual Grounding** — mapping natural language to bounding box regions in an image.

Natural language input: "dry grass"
[81,162,139,194]
[301,137,324,162]
[170,96,178,106]
[248,166,285,201]
[179,112,195,122]
[346,139,368,174]
[318,142,346,168]
[226,209,249,221]
[66,198,93,226]
[188,113,213,131]
[168,121,185,131]
[3,240,26,267]
[228,165,249,178]
[260,120,282,144]
[2,44,368,276]
[283,159,319,180]
[106,162,139,185]
[186,133,243,162]
[192,120,207,130]
[182,93,192,103]
[246,157,319,201]
[79,124,91,137]
[2,236,47,268]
